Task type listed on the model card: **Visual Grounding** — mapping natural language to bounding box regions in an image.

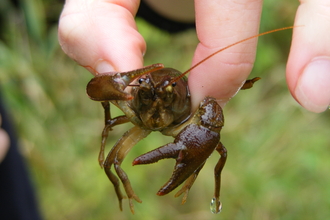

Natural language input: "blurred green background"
[1,0,329,219]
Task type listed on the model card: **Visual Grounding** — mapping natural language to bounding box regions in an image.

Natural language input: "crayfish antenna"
[168,26,299,86]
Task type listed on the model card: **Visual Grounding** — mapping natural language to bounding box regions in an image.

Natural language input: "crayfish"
[86,26,294,214]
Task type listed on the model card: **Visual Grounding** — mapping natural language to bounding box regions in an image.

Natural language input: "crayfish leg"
[240,77,261,90]
[104,167,126,211]
[114,164,142,214]
[174,162,205,204]
[99,102,130,167]
[103,126,151,213]
[99,123,112,168]
[212,142,227,214]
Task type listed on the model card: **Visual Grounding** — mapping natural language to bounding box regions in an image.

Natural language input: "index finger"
[58,0,145,74]
[188,0,263,108]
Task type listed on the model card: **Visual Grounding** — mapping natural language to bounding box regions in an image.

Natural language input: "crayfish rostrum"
[86,27,294,214]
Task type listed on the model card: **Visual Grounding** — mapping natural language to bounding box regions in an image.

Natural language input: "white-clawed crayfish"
[86,26,294,214]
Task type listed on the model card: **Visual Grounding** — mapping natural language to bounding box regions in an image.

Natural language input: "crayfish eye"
[171,82,176,87]
[138,78,144,84]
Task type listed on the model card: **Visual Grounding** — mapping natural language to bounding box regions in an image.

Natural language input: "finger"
[189,0,263,108]
[0,130,9,163]
[58,0,145,74]
[287,0,330,113]
[0,115,10,163]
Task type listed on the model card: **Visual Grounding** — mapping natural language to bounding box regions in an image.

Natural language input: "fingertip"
[58,1,145,74]
[95,60,116,74]
[0,129,10,162]
[189,0,262,107]
[287,0,330,113]
[294,57,330,113]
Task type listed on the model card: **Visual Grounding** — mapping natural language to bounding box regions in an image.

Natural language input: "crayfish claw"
[132,143,180,165]
[87,64,165,101]
[136,123,220,197]
[156,161,197,196]
[87,74,133,101]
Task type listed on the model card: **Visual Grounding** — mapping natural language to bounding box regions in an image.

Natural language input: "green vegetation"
[0,0,329,219]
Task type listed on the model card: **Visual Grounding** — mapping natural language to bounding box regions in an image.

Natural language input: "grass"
[0,0,330,219]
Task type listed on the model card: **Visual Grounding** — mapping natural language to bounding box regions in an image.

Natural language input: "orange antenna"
[169,26,298,85]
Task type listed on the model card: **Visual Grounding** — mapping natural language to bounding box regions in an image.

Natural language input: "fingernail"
[95,60,115,74]
[295,57,330,113]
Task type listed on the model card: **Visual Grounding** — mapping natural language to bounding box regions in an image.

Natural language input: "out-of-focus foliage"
[0,0,329,219]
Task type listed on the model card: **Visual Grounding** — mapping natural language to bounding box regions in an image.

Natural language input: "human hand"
[58,0,146,73]
[189,0,330,113]
[286,0,330,113]
[58,0,330,113]
[0,114,10,163]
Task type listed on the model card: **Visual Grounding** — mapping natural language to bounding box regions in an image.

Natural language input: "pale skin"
[0,114,10,163]
[58,0,330,114]
[2,1,326,162]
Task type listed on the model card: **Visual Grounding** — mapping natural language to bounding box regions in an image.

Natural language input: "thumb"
[0,115,9,163]
[287,0,330,113]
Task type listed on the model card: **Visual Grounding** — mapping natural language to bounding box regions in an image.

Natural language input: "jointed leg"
[102,102,130,126]
[104,166,126,211]
[212,142,227,213]
[241,77,261,90]
[114,164,142,212]
[103,126,151,213]
[99,102,130,167]
[174,162,206,204]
